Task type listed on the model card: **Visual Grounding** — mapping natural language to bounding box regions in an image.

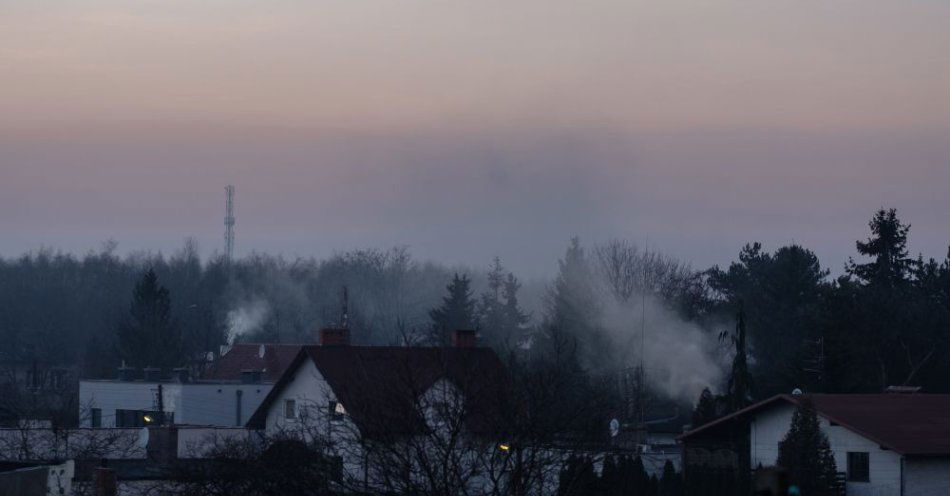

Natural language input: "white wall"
[750,403,903,496]
[177,383,271,427]
[79,381,176,427]
[904,458,950,496]
[264,358,335,436]
[80,380,272,428]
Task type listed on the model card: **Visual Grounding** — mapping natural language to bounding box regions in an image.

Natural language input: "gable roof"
[679,393,950,456]
[200,344,301,382]
[246,345,511,438]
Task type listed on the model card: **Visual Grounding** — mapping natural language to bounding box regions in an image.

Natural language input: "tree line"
[2,207,950,412]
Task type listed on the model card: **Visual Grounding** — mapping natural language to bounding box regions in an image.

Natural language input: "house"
[78,344,299,428]
[245,328,511,490]
[678,393,950,496]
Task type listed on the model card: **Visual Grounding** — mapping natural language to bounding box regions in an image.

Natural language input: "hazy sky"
[2,0,949,276]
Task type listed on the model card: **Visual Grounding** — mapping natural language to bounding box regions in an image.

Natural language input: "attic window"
[847,452,870,482]
[284,399,297,420]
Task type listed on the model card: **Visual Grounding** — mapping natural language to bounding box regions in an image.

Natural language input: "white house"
[78,344,299,428]
[680,393,950,496]
[245,328,512,492]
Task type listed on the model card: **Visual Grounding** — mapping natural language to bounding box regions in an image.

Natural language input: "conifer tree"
[691,387,719,428]
[117,269,183,368]
[428,273,476,344]
[477,258,530,348]
[658,460,683,496]
[777,399,839,496]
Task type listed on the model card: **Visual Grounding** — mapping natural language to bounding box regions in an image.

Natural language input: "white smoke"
[601,296,725,404]
[226,299,271,343]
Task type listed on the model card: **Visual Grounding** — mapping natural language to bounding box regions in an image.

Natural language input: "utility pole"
[157,384,164,426]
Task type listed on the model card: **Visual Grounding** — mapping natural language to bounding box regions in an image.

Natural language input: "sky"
[2,0,949,276]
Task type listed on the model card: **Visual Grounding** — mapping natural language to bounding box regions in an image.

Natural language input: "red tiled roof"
[679,393,950,456]
[246,345,511,438]
[200,344,301,382]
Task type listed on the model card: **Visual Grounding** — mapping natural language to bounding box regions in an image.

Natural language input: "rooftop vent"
[143,367,162,382]
[117,366,136,382]
[173,368,190,383]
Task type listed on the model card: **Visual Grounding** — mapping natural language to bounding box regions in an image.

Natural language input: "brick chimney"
[95,467,117,496]
[317,328,350,346]
[451,329,477,348]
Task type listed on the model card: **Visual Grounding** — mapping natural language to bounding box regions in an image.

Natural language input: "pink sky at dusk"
[2,0,949,275]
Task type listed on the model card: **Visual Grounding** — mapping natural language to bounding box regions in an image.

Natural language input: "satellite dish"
[792,388,803,395]
[137,427,150,449]
[609,418,620,438]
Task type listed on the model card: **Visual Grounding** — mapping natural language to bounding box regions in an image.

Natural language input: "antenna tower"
[224,185,235,262]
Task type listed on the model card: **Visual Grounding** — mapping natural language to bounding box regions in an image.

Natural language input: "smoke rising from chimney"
[226,299,270,343]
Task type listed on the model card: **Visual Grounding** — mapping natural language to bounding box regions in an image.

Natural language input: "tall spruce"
[428,273,476,344]
[849,208,914,288]
[117,269,183,368]
[691,387,719,428]
[477,258,530,349]
[777,399,839,496]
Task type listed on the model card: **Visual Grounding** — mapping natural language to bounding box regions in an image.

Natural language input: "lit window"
[847,452,870,482]
[330,401,345,421]
[284,399,297,419]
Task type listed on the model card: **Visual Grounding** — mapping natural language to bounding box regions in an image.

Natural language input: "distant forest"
[2,207,950,409]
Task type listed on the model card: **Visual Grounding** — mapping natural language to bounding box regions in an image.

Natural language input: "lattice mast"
[224,185,235,263]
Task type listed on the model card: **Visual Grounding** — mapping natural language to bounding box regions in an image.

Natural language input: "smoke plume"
[226,299,271,343]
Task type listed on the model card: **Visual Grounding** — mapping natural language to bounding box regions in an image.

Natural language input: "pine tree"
[691,387,719,428]
[428,273,476,344]
[477,258,530,349]
[777,399,839,496]
[849,208,914,288]
[658,460,683,496]
[544,237,608,368]
[117,269,183,368]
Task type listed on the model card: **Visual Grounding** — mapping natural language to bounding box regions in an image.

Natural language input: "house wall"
[79,381,272,428]
[263,358,335,435]
[904,457,950,495]
[177,383,271,427]
[79,381,178,427]
[750,403,903,496]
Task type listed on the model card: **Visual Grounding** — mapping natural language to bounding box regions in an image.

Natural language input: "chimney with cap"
[317,328,350,346]
[452,329,477,348]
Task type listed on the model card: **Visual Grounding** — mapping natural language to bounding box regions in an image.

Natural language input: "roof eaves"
[677,395,794,441]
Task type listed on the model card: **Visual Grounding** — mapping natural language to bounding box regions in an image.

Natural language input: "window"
[91,408,101,428]
[847,452,870,482]
[284,399,297,419]
[329,401,345,421]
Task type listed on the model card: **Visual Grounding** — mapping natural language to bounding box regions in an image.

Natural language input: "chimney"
[451,329,477,348]
[317,328,350,346]
[95,467,117,496]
